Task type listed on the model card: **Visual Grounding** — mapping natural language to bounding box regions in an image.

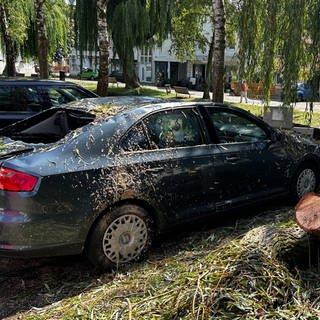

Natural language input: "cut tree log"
[295,193,320,234]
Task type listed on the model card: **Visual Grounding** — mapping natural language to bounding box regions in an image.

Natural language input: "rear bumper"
[0,208,85,257]
[0,243,83,258]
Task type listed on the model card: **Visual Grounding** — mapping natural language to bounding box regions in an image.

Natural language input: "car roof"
[66,96,242,121]
[0,79,80,86]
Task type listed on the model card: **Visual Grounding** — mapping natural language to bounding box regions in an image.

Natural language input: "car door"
[119,107,213,225]
[204,107,289,209]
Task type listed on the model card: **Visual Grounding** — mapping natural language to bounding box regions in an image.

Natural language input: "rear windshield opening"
[0,108,95,143]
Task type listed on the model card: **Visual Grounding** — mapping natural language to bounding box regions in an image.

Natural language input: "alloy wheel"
[296,168,316,198]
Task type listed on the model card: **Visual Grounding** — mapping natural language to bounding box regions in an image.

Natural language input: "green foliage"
[6,0,33,43]
[76,0,172,87]
[280,0,306,106]
[76,0,98,58]
[0,0,68,63]
[44,0,69,58]
[237,0,320,107]
[237,0,263,80]
[170,0,210,61]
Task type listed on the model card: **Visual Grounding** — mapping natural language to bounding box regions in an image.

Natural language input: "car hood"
[279,128,319,156]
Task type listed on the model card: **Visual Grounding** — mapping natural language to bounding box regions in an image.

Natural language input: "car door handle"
[226,156,240,162]
[145,167,164,173]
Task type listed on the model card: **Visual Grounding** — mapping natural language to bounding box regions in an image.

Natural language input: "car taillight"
[0,167,38,191]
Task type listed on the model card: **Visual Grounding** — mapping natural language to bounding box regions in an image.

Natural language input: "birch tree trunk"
[203,35,214,99]
[211,0,225,103]
[96,0,109,96]
[0,5,17,77]
[34,0,49,79]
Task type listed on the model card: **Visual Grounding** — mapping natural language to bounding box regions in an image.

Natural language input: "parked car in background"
[109,70,124,82]
[78,68,99,80]
[0,79,98,127]
[281,82,318,102]
[0,97,319,269]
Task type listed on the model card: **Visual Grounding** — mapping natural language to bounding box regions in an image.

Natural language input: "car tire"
[291,163,318,200]
[85,204,153,269]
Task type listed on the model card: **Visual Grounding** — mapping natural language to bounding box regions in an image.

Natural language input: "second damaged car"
[0,96,319,269]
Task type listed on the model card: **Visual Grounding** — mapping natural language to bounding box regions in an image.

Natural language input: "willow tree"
[170,0,211,98]
[236,0,320,107]
[34,0,49,78]
[0,0,33,76]
[76,0,108,95]
[170,0,236,100]
[109,0,172,88]
[76,0,172,90]
[305,0,320,110]
[31,0,69,79]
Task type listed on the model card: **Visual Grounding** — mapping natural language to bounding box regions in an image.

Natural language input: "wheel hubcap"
[102,214,148,264]
[296,168,316,198]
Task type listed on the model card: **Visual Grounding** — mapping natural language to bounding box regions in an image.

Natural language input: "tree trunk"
[296,193,320,235]
[96,0,109,96]
[34,0,49,79]
[203,35,214,99]
[120,49,140,89]
[211,0,225,103]
[0,5,16,77]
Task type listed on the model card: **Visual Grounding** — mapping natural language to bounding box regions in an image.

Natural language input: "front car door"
[204,107,289,209]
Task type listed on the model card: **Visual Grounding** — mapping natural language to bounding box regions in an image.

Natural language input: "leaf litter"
[1,204,320,319]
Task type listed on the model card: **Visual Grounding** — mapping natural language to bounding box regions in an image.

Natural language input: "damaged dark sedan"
[0,96,319,269]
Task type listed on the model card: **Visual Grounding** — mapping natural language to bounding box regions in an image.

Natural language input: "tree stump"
[296,193,320,234]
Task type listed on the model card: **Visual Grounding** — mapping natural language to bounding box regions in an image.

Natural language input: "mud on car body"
[0,96,319,269]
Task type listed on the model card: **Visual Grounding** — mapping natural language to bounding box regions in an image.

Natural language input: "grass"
[73,80,176,99]
[12,206,320,319]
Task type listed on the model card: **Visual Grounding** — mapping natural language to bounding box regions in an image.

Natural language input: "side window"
[121,122,150,152]
[0,87,14,111]
[0,87,41,112]
[46,88,70,105]
[61,87,92,99]
[21,87,42,111]
[144,108,204,149]
[207,109,268,143]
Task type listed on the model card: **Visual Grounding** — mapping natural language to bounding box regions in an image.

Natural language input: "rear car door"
[120,107,213,225]
[204,107,289,209]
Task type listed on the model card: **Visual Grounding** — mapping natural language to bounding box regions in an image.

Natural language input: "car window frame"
[119,106,210,153]
[202,106,272,145]
[120,120,152,153]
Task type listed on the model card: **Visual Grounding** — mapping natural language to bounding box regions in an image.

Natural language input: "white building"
[69,24,237,87]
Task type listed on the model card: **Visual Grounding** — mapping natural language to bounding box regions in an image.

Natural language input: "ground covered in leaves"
[2,201,320,319]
